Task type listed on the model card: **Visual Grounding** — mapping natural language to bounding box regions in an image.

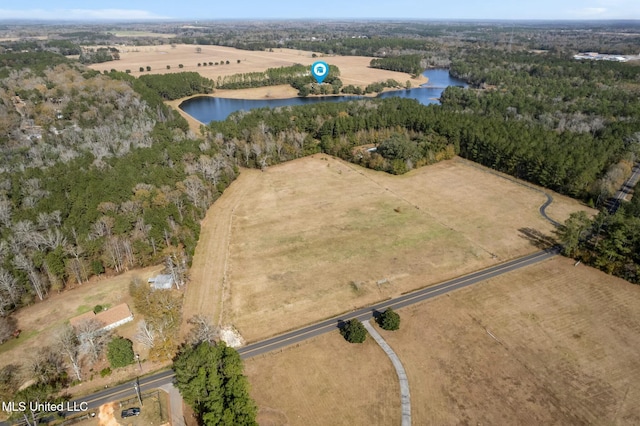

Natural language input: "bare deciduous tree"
[55,325,82,381]
[13,253,47,301]
[0,267,21,315]
[165,250,188,289]
[0,316,17,343]
[135,320,156,349]
[28,346,67,385]
[187,315,218,345]
[76,319,110,364]
[0,198,11,228]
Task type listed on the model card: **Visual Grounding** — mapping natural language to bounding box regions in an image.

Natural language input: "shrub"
[91,260,104,275]
[107,337,135,368]
[139,67,144,72]
[93,305,103,314]
[100,367,112,377]
[341,318,367,343]
[378,308,400,331]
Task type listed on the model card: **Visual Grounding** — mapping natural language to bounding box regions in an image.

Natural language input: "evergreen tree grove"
[173,341,257,426]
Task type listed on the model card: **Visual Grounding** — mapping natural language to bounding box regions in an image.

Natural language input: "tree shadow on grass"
[518,227,557,249]
[371,309,383,327]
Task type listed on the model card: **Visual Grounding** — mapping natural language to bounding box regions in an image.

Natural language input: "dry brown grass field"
[245,330,400,426]
[88,44,426,99]
[0,264,165,375]
[183,155,593,342]
[246,256,640,425]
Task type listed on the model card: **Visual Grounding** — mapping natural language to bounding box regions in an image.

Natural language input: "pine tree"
[174,341,257,425]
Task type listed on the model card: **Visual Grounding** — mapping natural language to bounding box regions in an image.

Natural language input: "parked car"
[121,407,141,418]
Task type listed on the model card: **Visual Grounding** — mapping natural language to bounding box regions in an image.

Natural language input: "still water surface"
[179,69,466,123]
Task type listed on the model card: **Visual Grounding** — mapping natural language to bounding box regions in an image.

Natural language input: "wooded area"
[0,56,237,318]
[1,21,640,419]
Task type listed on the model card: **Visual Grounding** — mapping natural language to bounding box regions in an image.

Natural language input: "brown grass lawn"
[88,44,426,99]
[183,155,593,342]
[0,264,165,374]
[245,330,400,426]
[246,256,640,425]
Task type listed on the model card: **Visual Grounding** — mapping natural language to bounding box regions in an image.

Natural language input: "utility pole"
[136,353,142,371]
[133,378,143,406]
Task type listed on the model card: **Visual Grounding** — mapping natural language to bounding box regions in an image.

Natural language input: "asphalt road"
[45,245,559,423]
[609,162,640,214]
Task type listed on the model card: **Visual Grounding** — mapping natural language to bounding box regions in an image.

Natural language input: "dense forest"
[370,54,424,76]
[0,55,236,317]
[138,72,215,100]
[445,50,640,202]
[558,179,640,283]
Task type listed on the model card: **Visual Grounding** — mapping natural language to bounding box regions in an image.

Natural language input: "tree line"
[139,72,215,100]
[370,54,424,76]
[557,181,640,284]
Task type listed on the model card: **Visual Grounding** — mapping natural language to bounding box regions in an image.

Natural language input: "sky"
[1,0,640,21]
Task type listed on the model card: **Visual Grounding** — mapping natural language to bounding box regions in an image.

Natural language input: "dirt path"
[180,168,261,339]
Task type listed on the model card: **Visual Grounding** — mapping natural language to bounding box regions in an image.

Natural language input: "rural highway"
[45,245,559,423]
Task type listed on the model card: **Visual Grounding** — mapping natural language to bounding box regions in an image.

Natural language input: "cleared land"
[0,264,164,374]
[88,44,426,99]
[244,330,400,426]
[183,155,593,342]
[245,256,640,425]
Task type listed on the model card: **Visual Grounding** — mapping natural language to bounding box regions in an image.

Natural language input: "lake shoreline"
[170,69,465,127]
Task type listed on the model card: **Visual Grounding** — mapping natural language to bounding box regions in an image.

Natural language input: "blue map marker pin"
[311,61,329,83]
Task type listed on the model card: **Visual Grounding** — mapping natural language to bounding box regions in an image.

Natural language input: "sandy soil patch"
[89,44,426,99]
[246,256,640,425]
[184,155,593,342]
[245,331,400,426]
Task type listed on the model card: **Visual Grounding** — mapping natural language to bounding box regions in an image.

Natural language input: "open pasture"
[88,44,426,97]
[245,256,640,425]
[184,155,593,342]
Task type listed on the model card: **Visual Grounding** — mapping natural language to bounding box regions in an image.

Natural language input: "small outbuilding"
[148,274,174,290]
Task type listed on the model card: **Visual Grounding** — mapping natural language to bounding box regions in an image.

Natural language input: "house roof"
[69,303,133,330]
[69,311,95,328]
[148,274,174,290]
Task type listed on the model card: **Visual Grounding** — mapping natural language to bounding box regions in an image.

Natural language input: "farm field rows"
[245,256,640,425]
[184,155,593,342]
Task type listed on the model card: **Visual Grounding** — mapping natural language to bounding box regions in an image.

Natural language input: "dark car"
[121,407,141,418]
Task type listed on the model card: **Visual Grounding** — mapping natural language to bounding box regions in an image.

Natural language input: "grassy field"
[183,155,593,342]
[0,264,163,370]
[245,256,640,425]
[88,44,426,98]
[244,330,400,426]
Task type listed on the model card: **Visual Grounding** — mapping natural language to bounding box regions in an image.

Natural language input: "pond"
[179,68,467,123]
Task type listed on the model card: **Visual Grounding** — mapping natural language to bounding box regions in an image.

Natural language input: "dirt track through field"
[180,168,261,338]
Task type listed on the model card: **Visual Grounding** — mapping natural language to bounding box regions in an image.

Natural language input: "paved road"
[237,246,559,358]
[45,245,559,424]
[363,320,411,426]
[608,162,640,214]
